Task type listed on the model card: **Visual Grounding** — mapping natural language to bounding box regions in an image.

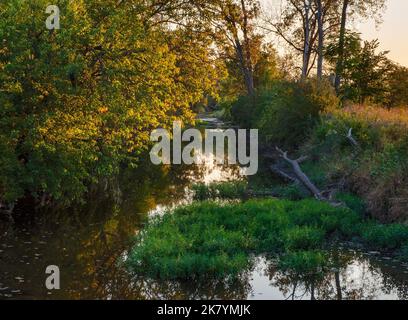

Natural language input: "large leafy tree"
[0,0,219,206]
[326,33,390,104]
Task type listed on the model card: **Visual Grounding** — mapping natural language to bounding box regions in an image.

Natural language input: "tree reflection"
[263,250,408,300]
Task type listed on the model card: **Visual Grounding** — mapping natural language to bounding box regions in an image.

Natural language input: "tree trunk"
[240,0,255,96]
[302,0,311,79]
[335,271,343,300]
[316,0,324,80]
[334,0,349,93]
[234,38,255,97]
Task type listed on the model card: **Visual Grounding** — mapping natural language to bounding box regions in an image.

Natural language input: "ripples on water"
[1,118,408,300]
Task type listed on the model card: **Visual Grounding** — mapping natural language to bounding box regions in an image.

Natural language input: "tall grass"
[305,104,408,222]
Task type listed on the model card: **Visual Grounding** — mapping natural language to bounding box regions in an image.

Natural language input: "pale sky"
[358,0,408,67]
[263,0,408,67]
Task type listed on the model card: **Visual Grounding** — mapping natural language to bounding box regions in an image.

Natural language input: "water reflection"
[250,250,408,300]
[1,119,408,300]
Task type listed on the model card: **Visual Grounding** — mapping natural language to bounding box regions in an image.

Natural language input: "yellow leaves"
[0,0,222,205]
[2,80,23,94]
[98,106,109,114]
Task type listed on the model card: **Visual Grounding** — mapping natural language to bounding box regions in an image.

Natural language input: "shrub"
[305,105,408,222]
[336,193,366,216]
[272,184,308,200]
[231,95,256,128]
[231,80,338,148]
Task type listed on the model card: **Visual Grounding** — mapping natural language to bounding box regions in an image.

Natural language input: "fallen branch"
[270,165,298,183]
[275,147,326,201]
[346,128,360,149]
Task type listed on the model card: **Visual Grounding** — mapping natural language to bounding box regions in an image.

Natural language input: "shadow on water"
[1,118,408,300]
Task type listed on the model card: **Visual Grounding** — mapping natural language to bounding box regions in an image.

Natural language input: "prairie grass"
[305,104,408,222]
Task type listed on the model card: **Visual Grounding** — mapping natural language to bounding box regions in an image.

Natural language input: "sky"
[263,0,408,67]
[358,0,408,67]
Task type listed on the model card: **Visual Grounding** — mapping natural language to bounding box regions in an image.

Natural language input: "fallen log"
[346,128,360,149]
[270,165,298,183]
[275,147,326,201]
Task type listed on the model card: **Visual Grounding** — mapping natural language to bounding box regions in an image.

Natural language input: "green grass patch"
[279,250,328,274]
[361,223,408,249]
[127,198,408,279]
[127,199,367,279]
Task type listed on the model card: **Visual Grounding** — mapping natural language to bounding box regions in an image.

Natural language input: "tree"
[0,0,220,207]
[316,0,324,80]
[334,0,387,93]
[196,0,262,96]
[265,0,341,79]
[327,33,390,103]
[384,65,408,108]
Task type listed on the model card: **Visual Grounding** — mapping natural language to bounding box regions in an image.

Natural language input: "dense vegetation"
[0,0,221,207]
[232,86,408,223]
[127,198,408,279]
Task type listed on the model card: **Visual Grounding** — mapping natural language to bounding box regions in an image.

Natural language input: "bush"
[272,184,309,200]
[305,105,408,222]
[231,95,256,128]
[231,80,338,148]
[336,193,366,216]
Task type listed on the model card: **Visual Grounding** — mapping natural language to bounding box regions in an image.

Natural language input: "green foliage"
[279,250,328,274]
[283,226,325,251]
[127,199,362,279]
[335,193,366,216]
[272,184,308,201]
[127,196,408,279]
[127,201,255,279]
[306,106,408,222]
[0,0,220,205]
[232,80,338,148]
[361,224,408,250]
[384,65,408,107]
[327,32,408,106]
